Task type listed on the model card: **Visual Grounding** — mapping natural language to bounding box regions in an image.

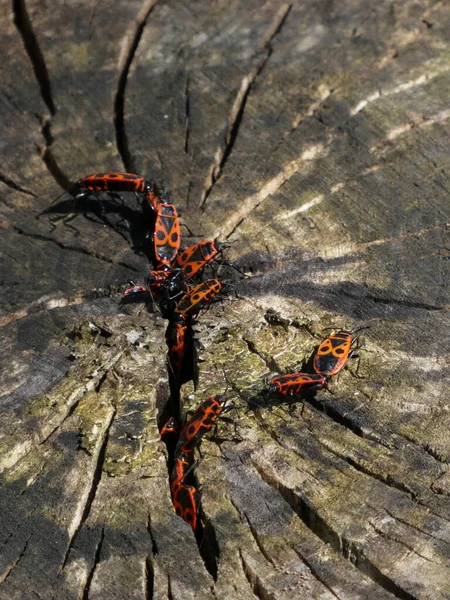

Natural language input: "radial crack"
[368,520,440,565]
[215,137,332,239]
[200,4,292,211]
[291,548,341,599]
[12,0,55,116]
[12,226,138,271]
[147,512,158,555]
[80,528,104,600]
[35,118,71,191]
[0,171,37,197]
[239,550,270,600]
[60,406,116,571]
[184,74,190,155]
[114,0,160,172]
[307,428,418,501]
[144,555,154,600]
[12,0,72,191]
[0,538,30,584]
[243,337,280,373]
[252,462,416,600]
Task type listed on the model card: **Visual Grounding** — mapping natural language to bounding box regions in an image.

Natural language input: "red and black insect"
[175,395,229,456]
[160,416,178,438]
[268,373,328,395]
[170,453,199,531]
[147,268,185,304]
[175,239,226,279]
[175,279,222,319]
[76,171,161,211]
[313,327,368,378]
[152,201,181,268]
[123,283,148,297]
[166,319,192,385]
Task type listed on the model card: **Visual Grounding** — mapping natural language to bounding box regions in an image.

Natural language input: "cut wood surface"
[1,0,449,598]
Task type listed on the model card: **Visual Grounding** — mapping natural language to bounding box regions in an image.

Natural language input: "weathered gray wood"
[1,0,449,598]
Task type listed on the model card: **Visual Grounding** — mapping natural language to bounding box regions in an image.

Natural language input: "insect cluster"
[74,171,231,531]
[68,172,368,534]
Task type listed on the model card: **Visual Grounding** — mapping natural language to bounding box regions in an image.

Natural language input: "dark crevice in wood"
[238,549,271,600]
[242,337,281,373]
[303,393,447,464]
[368,520,440,565]
[60,406,116,571]
[12,0,71,193]
[147,512,158,555]
[0,171,37,197]
[225,217,245,241]
[242,511,275,566]
[12,0,56,116]
[399,431,449,464]
[184,75,190,155]
[228,494,274,565]
[94,370,108,394]
[306,428,418,501]
[144,555,154,600]
[114,0,160,172]
[0,537,30,585]
[39,397,82,446]
[167,573,174,600]
[81,528,104,600]
[88,0,102,41]
[380,505,450,548]
[12,225,139,271]
[252,462,417,600]
[197,516,220,582]
[35,141,72,192]
[305,394,372,443]
[291,548,341,600]
[200,4,292,211]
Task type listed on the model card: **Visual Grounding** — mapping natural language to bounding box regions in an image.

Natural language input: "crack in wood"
[242,510,275,566]
[80,527,104,600]
[184,74,190,155]
[114,0,160,172]
[88,0,102,42]
[305,428,419,501]
[200,4,292,211]
[228,494,275,566]
[291,547,341,600]
[196,516,220,582]
[144,555,154,600]
[215,136,332,239]
[167,572,174,600]
[60,405,116,572]
[0,537,30,585]
[367,520,441,566]
[379,505,450,549]
[34,116,71,191]
[273,87,334,155]
[147,512,158,555]
[40,353,123,447]
[238,549,271,600]
[12,226,139,271]
[12,0,55,116]
[0,171,37,197]
[12,0,71,192]
[242,337,281,374]
[253,461,418,600]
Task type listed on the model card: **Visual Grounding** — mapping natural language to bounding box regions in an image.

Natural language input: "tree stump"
[1,0,449,598]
